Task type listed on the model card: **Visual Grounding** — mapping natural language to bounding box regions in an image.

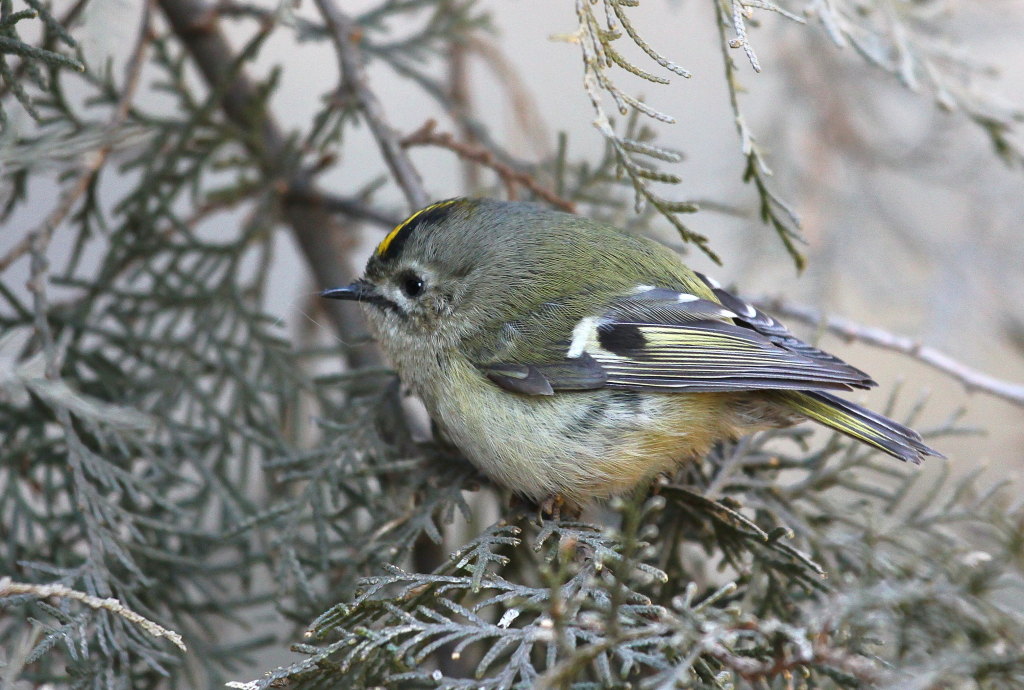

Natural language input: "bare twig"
[314,0,429,211]
[752,297,1024,408]
[402,119,576,213]
[0,1,153,274]
[0,578,187,652]
[703,636,883,685]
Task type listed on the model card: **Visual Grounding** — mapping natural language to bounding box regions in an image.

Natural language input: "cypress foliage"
[1,2,1022,688]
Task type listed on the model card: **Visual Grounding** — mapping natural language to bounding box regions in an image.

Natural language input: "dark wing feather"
[694,272,875,383]
[480,356,606,396]
[477,283,875,396]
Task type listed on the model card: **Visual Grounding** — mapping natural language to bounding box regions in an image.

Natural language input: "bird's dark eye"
[400,274,425,298]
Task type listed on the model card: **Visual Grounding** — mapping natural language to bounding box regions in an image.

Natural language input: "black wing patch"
[478,282,875,396]
[591,319,874,393]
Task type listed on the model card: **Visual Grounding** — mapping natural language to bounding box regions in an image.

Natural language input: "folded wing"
[477,285,876,396]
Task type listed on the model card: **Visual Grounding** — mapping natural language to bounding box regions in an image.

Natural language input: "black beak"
[320,281,389,307]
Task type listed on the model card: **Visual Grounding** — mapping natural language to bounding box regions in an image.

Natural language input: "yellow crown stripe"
[375,199,461,257]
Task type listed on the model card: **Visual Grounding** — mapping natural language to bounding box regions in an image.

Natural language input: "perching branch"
[753,297,1024,408]
[401,119,576,212]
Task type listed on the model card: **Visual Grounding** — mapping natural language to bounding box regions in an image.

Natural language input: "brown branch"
[157,0,380,367]
[313,0,429,211]
[752,296,1024,409]
[402,119,576,213]
[0,1,153,274]
[704,638,884,684]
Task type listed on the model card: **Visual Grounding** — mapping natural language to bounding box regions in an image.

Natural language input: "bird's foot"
[539,494,564,521]
[539,494,583,521]
[507,494,582,523]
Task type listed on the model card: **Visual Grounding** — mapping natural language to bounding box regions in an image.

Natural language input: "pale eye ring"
[400,274,425,298]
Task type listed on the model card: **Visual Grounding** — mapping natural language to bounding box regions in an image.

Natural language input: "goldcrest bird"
[322,198,940,509]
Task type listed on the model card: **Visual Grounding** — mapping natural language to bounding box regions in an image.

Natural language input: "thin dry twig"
[703,635,883,684]
[0,2,153,274]
[314,0,428,211]
[402,119,576,213]
[753,296,1024,408]
[0,577,186,652]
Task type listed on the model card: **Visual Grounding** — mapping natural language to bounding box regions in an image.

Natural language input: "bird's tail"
[774,390,943,464]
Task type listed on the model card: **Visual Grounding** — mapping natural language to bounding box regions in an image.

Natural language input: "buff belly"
[418,356,739,504]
